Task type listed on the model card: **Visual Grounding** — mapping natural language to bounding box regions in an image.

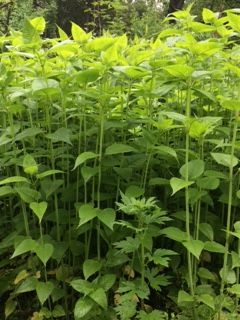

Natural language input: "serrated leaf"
[182,240,204,259]
[83,259,102,280]
[30,201,48,223]
[170,177,194,195]
[36,281,54,305]
[105,143,137,155]
[73,152,98,170]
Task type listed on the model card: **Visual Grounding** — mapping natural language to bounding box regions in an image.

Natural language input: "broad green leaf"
[86,37,115,52]
[70,279,94,295]
[15,277,37,294]
[40,179,64,199]
[163,64,194,78]
[30,201,48,223]
[204,241,225,253]
[198,267,216,282]
[57,26,68,40]
[149,178,169,186]
[36,281,54,305]
[52,305,66,317]
[36,170,63,180]
[76,69,100,84]
[0,186,14,197]
[14,186,40,203]
[180,160,205,180]
[98,208,116,230]
[161,227,187,242]
[71,22,90,42]
[74,297,94,319]
[34,243,54,266]
[83,259,102,280]
[0,176,28,186]
[105,143,137,155]
[78,204,97,227]
[73,152,98,170]
[11,239,37,258]
[32,78,59,93]
[228,284,240,296]
[14,128,43,141]
[30,17,46,33]
[221,98,240,111]
[98,274,116,291]
[46,127,72,145]
[199,223,214,241]
[198,294,215,309]
[231,251,240,269]
[196,177,219,190]
[211,153,238,168]
[113,66,150,79]
[220,268,236,284]
[170,177,194,195]
[5,299,17,319]
[202,8,217,23]
[125,185,144,198]
[81,166,99,183]
[182,240,204,260]
[23,154,38,175]
[178,290,194,304]
[228,12,240,32]
[154,145,178,160]
[89,288,107,309]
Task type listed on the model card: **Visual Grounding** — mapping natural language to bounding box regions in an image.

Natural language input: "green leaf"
[30,201,48,223]
[5,299,17,319]
[231,251,240,269]
[198,267,216,282]
[81,166,99,183]
[0,176,28,186]
[71,22,90,42]
[89,288,107,309]
[196,177,219,190]
[73,152,98,170]
[30,17,46,33]
[14,186,40,203]
[204,241,225,253]
[23,154,38,175]
[40,179,63,199]
[202,8,217,23]
[105,143,137,155]
[76,69,100,84]
[161,227,187,242]
[14,128,43,141]
[11,239,37,258]
[163,64,194,78]
[78,204,97,227]
[180,160,205,180]
[70,279,94,295]
[36,281,54,305]
[98,274,116,291]
[211,153,238,168]
[52,305,66,317]
[178,290,194,304]
[98,208,116,230]
[154,145,178,160]
[34,243,54,266]
[125,185,144,198]
[83,259,102,280]
[182,240,204,259]
[228,284,240,296]
[199,223,214,241]
[198,294,215,309]
[36,170,63,180]
[74,297,94,319]
[221,98,240,111]
[0,186,14,197]
[47,127,72,145]
[170,177,194,195]
[15,277,37,294]
[228,12,240,32]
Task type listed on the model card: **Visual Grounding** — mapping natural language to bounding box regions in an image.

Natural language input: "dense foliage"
[1,5,240,320]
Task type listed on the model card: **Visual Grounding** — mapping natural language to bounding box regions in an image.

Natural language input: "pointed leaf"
[11,239,37,258]
[105,143,137,155]
[36,281,54,305]
[30,202,47,223]
[74,297,94,319]
[34,243,54,266]
[98,208,116,230]
[211,153,238,168]
[89,288,107,309]
[182,240,204,259]
[83,259,102,280]
[78,204,97,227]
[170,177,194,195]
[73,152,98,170]
[180,160,205,180]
